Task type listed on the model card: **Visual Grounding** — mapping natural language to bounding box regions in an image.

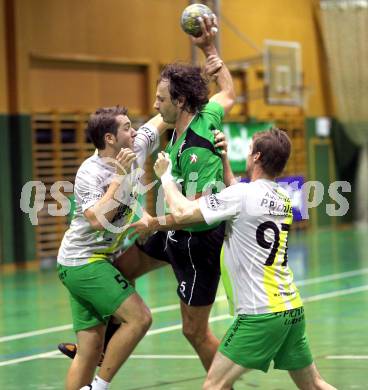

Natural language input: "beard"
[161,113,175,125]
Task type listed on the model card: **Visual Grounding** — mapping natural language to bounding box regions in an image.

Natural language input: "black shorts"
[136,223,225,306]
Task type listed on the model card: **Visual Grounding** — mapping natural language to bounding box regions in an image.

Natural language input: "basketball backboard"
[264,40,303,106]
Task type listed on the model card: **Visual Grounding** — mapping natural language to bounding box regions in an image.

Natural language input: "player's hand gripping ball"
[181,3,215,37]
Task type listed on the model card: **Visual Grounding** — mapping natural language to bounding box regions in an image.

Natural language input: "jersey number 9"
[256,221,290,267]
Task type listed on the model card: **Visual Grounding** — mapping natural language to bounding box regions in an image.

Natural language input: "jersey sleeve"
[134,123,160,167]
[74,169,105,212]
[200,101,225,129]
[198,183,245,225]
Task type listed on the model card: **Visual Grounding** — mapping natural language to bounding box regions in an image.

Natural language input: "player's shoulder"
[231,181,249,190]
[199,101,224,115]
[76,155,108,182]
[77,155,96,174]
[275,184,292,204]
[220,182,248,199]
[191,101,224,131]
[248,179,291,201]
[245,179,272,197]
[276,184,290,198]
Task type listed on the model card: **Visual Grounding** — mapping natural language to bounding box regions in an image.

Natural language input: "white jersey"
[199,179,303,315]
[57,123,159,266]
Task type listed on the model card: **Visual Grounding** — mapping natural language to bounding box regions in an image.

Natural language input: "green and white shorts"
[219,307,313,372]
[57,260,135,332]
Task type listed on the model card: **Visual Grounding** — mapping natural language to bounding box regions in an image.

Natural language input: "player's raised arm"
[191,15,235,114]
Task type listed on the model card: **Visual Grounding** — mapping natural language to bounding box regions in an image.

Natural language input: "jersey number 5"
[114,274,129,290]
[256,221,290,266]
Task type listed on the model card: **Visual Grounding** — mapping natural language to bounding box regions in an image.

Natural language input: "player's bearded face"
[154,80,178,124]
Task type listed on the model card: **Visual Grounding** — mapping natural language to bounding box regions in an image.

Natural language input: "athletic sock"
[91,375,110,390]
[103,318,120,352]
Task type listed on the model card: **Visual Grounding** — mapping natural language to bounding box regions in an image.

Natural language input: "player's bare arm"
[208,54,235,114]
[153,152,204,225]
[128,213,200,241]
[191,14,235,113]
[205,54,223,78]
[84,148,136,230]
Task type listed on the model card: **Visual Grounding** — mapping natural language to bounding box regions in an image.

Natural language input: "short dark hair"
[159,63,209,113]
[86,105,128,149]
[251,128,291,177]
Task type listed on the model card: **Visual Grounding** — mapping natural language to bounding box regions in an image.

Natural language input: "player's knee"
[182,323,207,344]
[140,309,152,332]
[133,305,152,333]
[182,324,196,341]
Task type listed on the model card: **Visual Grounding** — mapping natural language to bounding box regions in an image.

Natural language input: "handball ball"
[181,3,215,37]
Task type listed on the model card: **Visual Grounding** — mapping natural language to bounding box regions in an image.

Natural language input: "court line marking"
[0,297,227,343]
[325,355,368,360]
[51,354,199,360]
[147,314,230,336]
[0,351,60,367]
[0,324,73,343]
[1,267,368,343]
[302,284,368,303]
[1,284,368,367]
[296,268,368,286]
[0,315,229,367]
[0,352,200,367]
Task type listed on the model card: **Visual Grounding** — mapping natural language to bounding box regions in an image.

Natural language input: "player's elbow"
[90,220,104,230]
[222,93,236,114]
[171,207,188,224]
[227,90,236,107]
[227,84,236,100]
[88,217,104,230]
[172,203,200,225]
[84,209,104,230]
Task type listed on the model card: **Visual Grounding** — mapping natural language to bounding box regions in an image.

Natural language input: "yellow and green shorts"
[219,307,313,372]
[57,260,135,332]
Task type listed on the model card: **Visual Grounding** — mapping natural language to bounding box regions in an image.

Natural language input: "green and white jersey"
[199,179,303,315]
[57,123,159,266]
[166,101,224,232]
